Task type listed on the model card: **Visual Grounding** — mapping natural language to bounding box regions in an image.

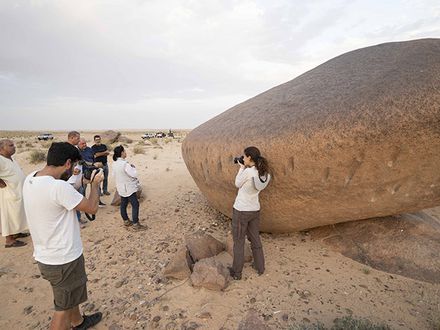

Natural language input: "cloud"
[0,0,439,129]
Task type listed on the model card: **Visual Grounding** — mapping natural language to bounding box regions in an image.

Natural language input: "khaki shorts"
[38,254,88,311]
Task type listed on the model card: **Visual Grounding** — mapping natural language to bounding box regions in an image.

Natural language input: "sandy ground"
[0,131,439,330]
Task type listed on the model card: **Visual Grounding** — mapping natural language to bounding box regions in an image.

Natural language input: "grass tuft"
[133,146,145,154]
[29,150,47,164]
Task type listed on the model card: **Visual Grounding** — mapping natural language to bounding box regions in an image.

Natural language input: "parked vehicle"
[141,132,155,139]
[155,132,167,138]
[37,133,54,141]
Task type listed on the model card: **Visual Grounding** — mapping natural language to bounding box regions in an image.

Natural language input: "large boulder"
[182,38,440,233]
[101,130,121,145]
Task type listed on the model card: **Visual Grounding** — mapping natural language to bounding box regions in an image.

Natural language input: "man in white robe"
[0,139,28,248]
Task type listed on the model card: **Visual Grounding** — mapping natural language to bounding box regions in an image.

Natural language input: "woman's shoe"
[132,223,147,231]
[228,267,242,280]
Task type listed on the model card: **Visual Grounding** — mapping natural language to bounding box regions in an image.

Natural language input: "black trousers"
[231,208,265,275]
[120,192,139,224]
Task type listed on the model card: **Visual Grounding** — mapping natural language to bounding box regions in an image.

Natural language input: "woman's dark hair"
[47,142,82,166]
[244,146,269,177]
[113,145,125,161]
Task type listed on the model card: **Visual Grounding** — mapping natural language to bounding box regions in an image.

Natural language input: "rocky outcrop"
[311,208,440,284]
[182,38,440,232]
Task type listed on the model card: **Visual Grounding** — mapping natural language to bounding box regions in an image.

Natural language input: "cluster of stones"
[163,231,252,291]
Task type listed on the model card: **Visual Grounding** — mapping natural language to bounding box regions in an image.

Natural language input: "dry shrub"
[133,146,145,154]
[164,138,173,144]
[29,150,47,164]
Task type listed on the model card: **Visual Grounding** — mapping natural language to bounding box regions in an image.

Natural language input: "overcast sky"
[1,0,439,130]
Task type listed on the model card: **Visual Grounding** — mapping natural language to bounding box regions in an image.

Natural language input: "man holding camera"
[91,135,110,196]
[78,138,105,207]
[23,142,104,330]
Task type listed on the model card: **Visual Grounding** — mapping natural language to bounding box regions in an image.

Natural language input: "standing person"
[67,132,86,224]
[91,135,110,196]
[112,145,146,231]
[0,139,29,248]
[67,131,81,147]
[23,142,104,330]
[78,138,105,207]
[229,146,271,280]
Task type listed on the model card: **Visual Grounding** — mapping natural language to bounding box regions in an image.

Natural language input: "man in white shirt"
[23,142,104,330]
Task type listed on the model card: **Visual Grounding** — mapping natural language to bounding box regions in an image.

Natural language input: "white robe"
[0,155,27,236]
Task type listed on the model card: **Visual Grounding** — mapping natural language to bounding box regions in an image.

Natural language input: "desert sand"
[0,131,439,330]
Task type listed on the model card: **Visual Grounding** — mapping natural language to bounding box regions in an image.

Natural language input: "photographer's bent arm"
[234,165,248,188]
[75,170,104,215]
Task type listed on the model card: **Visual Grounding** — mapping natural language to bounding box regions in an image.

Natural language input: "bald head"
[0,139,16,158]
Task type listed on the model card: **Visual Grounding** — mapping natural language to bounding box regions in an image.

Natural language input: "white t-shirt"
[233,166,261,211]
[23,171,84,265]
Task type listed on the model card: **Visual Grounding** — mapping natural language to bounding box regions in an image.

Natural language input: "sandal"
[13,232,30,239]
[72,312,102,329]
[5,240,27,248]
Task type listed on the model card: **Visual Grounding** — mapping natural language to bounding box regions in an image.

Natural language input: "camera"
[79,161,101,181]
[234,156,244,165]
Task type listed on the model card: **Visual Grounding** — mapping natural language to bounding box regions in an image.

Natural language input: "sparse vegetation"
[29,149,47,164]
[133,146,145,154]
[25,142,33,148]
[153,154,158,160]
[39,141,52,148]
[164,137,173,144]
[149,138,158,145]
[362,267,371,275]
[289,316,391,330]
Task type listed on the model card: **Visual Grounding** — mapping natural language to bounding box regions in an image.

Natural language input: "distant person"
[229,146,271,280]
[23,142,103,330]
[91,135,110,196]
[112,145,146,231]
[0,139,29,248]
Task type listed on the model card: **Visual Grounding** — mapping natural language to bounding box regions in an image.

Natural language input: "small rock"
[115,278,128,288]
[152,315,161,322]
[196,311,212,319]
[108,324,122,330]
[23,305,33,315]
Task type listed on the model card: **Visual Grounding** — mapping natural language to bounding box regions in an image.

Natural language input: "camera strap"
[85,213,96,221]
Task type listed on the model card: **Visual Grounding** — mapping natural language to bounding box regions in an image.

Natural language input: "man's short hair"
[47,142,82,166]
[67,131,80,139]
[93,135,101,140]
[0,139,12,150]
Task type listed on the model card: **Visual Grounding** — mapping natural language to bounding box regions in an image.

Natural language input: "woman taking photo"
[112,145,146,231]
[229,146,270,280]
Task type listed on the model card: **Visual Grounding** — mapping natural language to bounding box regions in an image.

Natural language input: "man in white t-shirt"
[23,142,104,330]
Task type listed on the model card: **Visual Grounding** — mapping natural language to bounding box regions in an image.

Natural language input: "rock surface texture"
[182,38,440,232]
